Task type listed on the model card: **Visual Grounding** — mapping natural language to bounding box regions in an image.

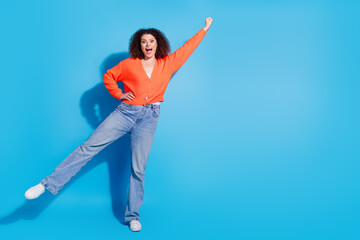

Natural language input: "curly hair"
[129,28,171,60]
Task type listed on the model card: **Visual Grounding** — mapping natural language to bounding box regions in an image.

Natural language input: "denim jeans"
[40,101,160,223]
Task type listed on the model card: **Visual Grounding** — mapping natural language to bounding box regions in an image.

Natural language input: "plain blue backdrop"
[0,0,359,239]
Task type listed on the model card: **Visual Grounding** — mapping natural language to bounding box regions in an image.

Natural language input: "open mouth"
[145,48,152,54]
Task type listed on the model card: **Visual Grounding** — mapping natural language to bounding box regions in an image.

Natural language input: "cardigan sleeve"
[167,28,207,74]
[103,61,123,100]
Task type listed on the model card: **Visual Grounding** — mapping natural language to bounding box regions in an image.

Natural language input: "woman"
[25,17,213,232]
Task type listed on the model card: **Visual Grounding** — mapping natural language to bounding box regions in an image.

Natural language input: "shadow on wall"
[0,52,132,225]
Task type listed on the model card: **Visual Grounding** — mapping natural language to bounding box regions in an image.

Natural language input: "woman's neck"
[142,56,156,62]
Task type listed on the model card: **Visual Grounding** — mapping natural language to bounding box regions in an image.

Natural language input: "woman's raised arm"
[168,17,214,73]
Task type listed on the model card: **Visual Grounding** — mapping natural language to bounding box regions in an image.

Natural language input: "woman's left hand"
[203,17,213,32]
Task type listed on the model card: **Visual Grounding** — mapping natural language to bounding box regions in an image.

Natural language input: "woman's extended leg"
[40,104,134,195]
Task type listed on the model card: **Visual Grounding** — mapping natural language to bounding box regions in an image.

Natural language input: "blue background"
[0,0,359,239]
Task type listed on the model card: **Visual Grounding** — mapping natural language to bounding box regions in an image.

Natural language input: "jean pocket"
[152,107,160,118]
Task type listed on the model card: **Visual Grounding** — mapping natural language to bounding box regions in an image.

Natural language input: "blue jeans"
[40,101,160,223]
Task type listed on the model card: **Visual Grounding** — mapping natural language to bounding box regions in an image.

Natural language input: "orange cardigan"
[103,28,207,105]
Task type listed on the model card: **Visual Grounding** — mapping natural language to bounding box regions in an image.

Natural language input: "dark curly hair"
[129,28,171,60]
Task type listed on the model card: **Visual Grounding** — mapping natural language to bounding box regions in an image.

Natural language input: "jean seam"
[41,180,57,195]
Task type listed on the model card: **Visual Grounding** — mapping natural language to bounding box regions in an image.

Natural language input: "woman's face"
[140,34,157,60]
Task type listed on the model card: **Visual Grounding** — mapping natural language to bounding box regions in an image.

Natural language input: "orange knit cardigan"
[102,28,207,105]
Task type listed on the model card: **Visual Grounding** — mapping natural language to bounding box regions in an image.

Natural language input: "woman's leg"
[124,104,160,223]
[41,104,134,195]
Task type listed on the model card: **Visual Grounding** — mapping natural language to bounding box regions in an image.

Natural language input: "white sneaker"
[129,220,142,232]
[25,183,45,200]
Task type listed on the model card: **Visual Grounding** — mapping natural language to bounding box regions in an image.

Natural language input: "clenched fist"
[203,17,213,32]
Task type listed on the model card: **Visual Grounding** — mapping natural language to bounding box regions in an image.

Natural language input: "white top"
[146,72,151,78]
